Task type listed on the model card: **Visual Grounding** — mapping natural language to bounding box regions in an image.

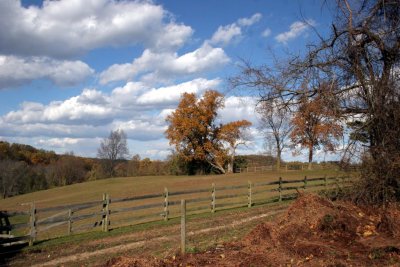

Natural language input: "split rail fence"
[0,175,353,247]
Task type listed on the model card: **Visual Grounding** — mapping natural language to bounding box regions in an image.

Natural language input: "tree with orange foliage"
[290,93,343,170]
[166,90,251,174]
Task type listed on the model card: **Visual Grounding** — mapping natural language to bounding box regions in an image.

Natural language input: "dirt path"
[31,209,285,267]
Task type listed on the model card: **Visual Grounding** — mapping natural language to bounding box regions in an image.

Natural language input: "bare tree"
[256,100,292,170]
[98,129,129,177]
[232,0,400,204]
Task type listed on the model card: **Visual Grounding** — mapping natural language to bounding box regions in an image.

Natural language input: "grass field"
[1,169,351,266]
[0,169,342,211]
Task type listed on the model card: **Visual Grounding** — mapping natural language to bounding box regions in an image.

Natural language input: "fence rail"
[235,164,361,173]
[1,175,353,247]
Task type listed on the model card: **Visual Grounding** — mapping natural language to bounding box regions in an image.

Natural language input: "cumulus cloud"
[99,13,262,86]
[218,96,259,125]
[0,78,222,141]
[275,20,316,44]
[136,78,221,106]
[100,44,229,85]
[0,55,94,89]
[210,13,262,46]
[0,0,193,58]
[3,89,113,125]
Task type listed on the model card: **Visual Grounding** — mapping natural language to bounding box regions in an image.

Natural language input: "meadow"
[0,169,342,211]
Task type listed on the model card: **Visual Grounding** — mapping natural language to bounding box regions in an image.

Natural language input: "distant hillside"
[0,141,169,199]
[0,141,59,165]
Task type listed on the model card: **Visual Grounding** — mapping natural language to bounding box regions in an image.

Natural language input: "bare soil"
[103,194,400,267]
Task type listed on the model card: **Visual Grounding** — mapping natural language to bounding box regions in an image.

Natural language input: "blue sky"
[0,0,339,162]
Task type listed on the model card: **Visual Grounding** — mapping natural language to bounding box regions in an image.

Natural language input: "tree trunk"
[308,145,313,170]
[208,160,226,174]
[227,154,234,173]
[276,149,281,171]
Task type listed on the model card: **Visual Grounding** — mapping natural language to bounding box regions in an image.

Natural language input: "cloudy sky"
[0,0,338,161]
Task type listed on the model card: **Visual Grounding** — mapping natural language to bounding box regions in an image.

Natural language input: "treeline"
[0,141,273,198]
[1,140,348,199]
[0,141,170,198]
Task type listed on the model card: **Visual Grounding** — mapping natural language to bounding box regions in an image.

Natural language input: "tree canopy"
[165,90,251,174]
[98,129,129,177]
[232,0,400,203]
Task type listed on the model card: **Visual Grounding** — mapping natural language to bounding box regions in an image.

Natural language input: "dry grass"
[0,169,340,211]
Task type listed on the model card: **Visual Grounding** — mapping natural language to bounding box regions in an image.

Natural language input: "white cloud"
[100,44,229,85]
[237,13,262,27]
[219,96,259,125]
[136,78,221,106]
[38,137,81,148]
[0,78,222,141]
[275,20,316,44]
[262,28,272,38]
[209,13,262,46]
[210,24,242,46]
[0,0,193,58]
[0,55,94,89]
[3,89,113,125]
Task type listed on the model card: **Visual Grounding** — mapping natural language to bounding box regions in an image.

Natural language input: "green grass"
[0,169,345,241]
[0,169,340,211]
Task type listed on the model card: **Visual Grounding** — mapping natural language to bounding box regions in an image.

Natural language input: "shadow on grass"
[0,243,28,267]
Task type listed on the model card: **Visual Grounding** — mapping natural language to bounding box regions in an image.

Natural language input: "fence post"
[181,199,186,255]
[278,177,282,202]
[285,164,288,172]
[104,193,110,232]
[304,176,308,191]
[211,183,216,213]
[29,202,36,246]
[102,193,106,231]
[67,209,72,235]
[164,187,169,221]
[248,181,253,208]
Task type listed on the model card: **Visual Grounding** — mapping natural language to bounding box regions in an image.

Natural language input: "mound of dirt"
[103,194,400,267]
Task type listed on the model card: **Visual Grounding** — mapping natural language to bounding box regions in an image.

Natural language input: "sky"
[0,0,339,162]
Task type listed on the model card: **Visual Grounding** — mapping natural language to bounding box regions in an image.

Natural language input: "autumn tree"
[166,90,251,174]
[232,0,400,203]
[98,129,129,177]
[220,120,252,173]
[257,100,292,170]
[290,92,343,170]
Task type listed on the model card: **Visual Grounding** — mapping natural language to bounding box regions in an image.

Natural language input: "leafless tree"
[256,100,292,170]
[98,129,129,177]
[232,0,400,204]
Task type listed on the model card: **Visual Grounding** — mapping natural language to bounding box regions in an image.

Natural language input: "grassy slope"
[0,169,340,211]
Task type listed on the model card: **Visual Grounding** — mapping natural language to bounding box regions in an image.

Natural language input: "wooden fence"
[235,163,361,173]
[0,175,353,247]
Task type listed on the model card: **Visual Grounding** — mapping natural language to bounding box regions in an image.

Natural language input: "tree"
[232,0,400,203]
[219,120,252,173]
[97,129,129,177]
[256,100,292,170]
[166,90,251,174]
[290,93,343,170]
[0,160,27,198]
